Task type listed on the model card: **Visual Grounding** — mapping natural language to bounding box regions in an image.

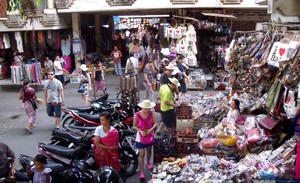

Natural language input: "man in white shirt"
[54,55,66,84]
[125,52,139,75]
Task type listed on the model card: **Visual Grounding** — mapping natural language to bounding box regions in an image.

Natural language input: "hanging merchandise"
[3,33,11,49]
[173,27,182,39]
[267,39,291,67]
[166,25,175,38]
[176,39,188,55]
[283,87,300,119]
[186,24,196,43]
[178,24,187,37]
[186,51,197,67]
[15,32,24,53]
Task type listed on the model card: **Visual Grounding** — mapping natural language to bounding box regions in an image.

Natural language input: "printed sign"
[72,38,81,54]
[267,42,289,67]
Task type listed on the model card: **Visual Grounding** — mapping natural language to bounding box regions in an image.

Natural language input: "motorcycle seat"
[66,106,93,113]
[106,99,120,104]
[40,143,77,159]
[52,129,83,145]
[77,113,100,123]
[46,160,68,172]
[68,125,96,132]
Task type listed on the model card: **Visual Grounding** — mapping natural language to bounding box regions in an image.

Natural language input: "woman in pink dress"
[94,112,121,171]
[132,100,157,179]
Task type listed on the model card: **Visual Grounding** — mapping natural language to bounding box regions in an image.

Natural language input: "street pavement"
[0,73,216,182]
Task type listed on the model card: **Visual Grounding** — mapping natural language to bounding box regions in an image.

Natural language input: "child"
[28,154,52,183]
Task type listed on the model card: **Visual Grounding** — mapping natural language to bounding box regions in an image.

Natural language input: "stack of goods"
[149,136,299,182]
[187,69,207,90]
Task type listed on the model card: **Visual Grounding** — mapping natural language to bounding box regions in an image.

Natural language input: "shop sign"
[221,0,242,4]
[170,0,198,4]
[72,38,81,54]
[106,0,136,6]
[267,42,289,67]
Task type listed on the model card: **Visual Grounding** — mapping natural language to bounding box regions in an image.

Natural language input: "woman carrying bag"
[133,100,157,179]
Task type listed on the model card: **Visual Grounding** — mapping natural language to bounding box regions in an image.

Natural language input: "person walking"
[111,46,123,77]
[132,100,157,179]
[43,56,53,79]
[44,71,64,129]
[53,55,66,85]
[93,62,107,96]
[156,78,180,135]
[143,60,155,101]
[18,79,37,134]
[79,64,92,106]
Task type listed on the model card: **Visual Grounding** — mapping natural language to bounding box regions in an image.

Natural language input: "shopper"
[44,71,64,129]
[133,40,142,60]
[27,154,51,183]
[94,112,120,171]
[143,60,155,101]
[159,58,170,74]
[125,52,139,75]
[43,56,53,79]
[142,34,148,51]
[156,78,180,134]
[159,63,175,85]
[79,64,92,106]
[18,79,37,134]
[111,46,123,77]
[132,100,157,179]
[53,55,66,84]
[93,62,107,96]
[175,55,189,95]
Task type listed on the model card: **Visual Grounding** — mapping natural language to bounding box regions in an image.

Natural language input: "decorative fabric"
[62,55,72,72]
[15,32,24,53]
[61,39,71,56]
[3,33,10,49]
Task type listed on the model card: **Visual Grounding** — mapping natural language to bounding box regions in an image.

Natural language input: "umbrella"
[114,23,130,30]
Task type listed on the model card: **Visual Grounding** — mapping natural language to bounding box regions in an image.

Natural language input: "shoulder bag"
[23,88,38,110]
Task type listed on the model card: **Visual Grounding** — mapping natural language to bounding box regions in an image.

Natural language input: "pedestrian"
[132,100,157,179]
[125,52,139,75]
[159,63,175,85]
[27,154,51,183]
[143,60,155,101]
[43,56,53,79]
[93,62,107,97]
[111,46,123,77]
[156,78,180,135]
[18,79,37,134]
[94,112,120,171]
[142,34,148,51]
[44,71,64,129]
[53,55,66,85]
[79,64,92,106]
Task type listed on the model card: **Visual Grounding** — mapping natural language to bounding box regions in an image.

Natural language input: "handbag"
[139,132,155,145]
[176,113,194,130]
[154,102,161,113]
[259,114,280,131]
[24,89,38,110]
[176,39,188,55]
[77,83,86,93]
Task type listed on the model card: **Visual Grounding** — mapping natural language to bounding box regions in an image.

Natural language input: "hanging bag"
[187,51,197,67]
[166,26,175,38]
[24,89,39,110]
[178,24,187,37]
[176,39,188,55]
[173,27,182,39]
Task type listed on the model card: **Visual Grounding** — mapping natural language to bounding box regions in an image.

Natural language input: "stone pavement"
[0,73,217,182]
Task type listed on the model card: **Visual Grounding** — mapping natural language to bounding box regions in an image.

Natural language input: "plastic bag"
[246,128,261,144]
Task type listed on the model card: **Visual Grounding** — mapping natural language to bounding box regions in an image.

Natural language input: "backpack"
[127,58,134,74]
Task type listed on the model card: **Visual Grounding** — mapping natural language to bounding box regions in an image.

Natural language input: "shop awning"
[201,13,237,19]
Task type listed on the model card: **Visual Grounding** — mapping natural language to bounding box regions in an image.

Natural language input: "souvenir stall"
[10,62,43,84]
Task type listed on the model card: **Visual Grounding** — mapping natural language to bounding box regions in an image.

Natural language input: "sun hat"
[80,64,88,71]
[171,67,182,75]
[138,100,156,109]
[162,58,169,63]
[165,63,175,70]
[168,78,180,86]
[161,48,170,56]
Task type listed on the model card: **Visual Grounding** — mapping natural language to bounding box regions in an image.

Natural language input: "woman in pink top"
[133,100,157,179]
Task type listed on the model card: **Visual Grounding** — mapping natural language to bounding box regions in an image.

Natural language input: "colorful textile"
[61,39,71,56]
[62,55,72,72]
[15,32,24,53]
[94,127,120,170]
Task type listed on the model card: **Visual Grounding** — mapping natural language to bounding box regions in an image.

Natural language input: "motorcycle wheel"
[119,146,138,178]
[121,136,138,155]
[61,116,80,130]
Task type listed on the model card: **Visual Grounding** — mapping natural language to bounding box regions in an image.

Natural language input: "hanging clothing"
[0,33,4,49]
[61,39,71,56]
[62,55,72,72]
[15,32,24,53]
[3,33,10,49]
[37,31,46,50]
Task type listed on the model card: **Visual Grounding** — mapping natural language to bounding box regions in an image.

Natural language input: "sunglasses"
[48,73,54,75]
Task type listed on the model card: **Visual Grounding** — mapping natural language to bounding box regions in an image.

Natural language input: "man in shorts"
[156,78,180,134]
[44,71,65,129]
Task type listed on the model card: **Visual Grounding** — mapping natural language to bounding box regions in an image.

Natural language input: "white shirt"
[54,59,63,75]
[94,126,115,138]
[125,56,139,75]
[227,108,240,122]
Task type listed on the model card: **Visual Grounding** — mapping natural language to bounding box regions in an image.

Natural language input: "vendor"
[222,99,241,122]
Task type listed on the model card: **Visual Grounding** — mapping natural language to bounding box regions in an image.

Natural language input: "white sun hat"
[171,67,182,75]
[138,100,156,109]
[165,63,175,70]
[80,64,88,71]
[168,78,180,86]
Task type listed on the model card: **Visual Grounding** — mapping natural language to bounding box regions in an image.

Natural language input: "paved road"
[0,74,156,183]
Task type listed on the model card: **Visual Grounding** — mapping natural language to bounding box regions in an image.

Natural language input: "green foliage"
[8,0,42,20]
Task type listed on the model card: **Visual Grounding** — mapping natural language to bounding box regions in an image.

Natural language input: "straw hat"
[165,63,175,70]
[168,78,180,86]
[138,100,156,109]
[80,64,88,71]
[171,67,182,75]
